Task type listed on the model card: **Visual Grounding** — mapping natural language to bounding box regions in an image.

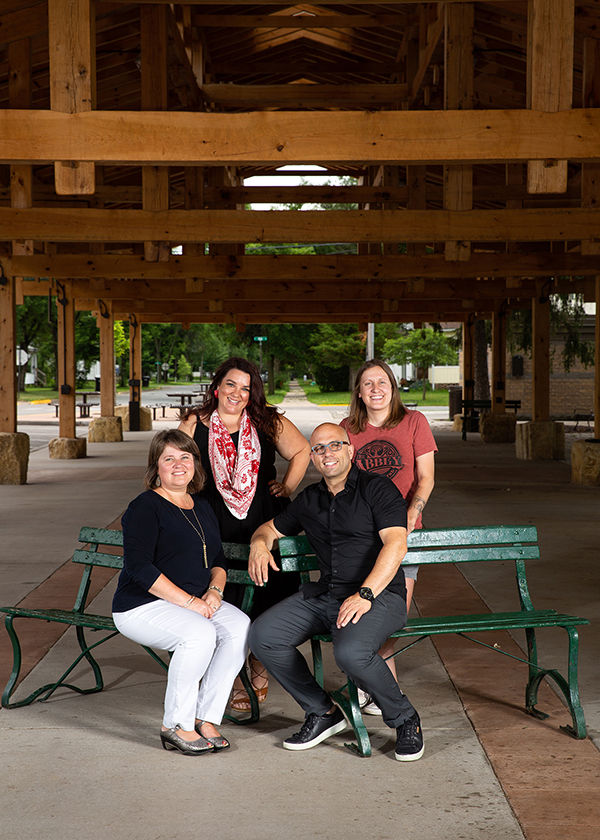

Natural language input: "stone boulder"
[49,437,87,460]
[0,431,30,485]
[571,439,600,486]
[480,412,517,444]
[88,416,123,443]
[115,405,153,431]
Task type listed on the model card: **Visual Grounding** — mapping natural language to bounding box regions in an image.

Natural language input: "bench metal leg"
[330,680,372,757]
[525,626,587,739]
[1,615,119,709]
[310,637,372,756]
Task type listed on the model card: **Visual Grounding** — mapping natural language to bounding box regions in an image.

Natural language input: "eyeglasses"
[310,440,349,456]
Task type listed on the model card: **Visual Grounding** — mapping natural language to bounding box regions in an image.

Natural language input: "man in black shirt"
[248,423,423,761]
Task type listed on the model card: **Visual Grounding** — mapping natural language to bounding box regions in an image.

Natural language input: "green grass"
[299,383,450,407]
[300,384,351,406]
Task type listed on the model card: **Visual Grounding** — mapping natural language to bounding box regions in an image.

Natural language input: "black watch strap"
[359,587,375,602]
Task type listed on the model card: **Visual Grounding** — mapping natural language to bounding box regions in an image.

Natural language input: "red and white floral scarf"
[208,409,260,520]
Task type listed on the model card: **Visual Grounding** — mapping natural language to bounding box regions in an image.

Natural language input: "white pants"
[113,600,250,731]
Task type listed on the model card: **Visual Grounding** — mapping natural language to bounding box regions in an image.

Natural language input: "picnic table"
[75,391,100,404]
[166,392,197,406]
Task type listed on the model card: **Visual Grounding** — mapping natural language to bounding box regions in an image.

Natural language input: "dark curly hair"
[345,359,407,434]
[144,429,205,494]
[181,357,283,442]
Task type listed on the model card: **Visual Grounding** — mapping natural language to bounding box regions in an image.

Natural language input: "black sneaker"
[283,707,347,751]
[395,712,424,761]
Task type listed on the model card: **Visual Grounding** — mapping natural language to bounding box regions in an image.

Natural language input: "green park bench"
[0,528,259,723]
[278,526,589,757]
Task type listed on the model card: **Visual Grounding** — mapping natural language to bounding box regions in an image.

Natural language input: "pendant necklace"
[178,504,208,568]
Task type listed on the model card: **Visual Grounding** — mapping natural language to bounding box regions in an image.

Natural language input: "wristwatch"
[359,587,375,602]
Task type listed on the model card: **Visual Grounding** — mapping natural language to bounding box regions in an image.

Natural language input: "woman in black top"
[112,429,250,755]
[179,357,310,710]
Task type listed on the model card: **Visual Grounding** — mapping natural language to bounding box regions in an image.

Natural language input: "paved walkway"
[1,391,599,839]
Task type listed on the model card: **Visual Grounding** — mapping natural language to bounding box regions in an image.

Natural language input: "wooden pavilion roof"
[1,1,599,326]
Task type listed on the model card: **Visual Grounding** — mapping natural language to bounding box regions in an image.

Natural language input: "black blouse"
[112,490,226,613]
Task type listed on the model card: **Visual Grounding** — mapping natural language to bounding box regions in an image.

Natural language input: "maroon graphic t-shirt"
[341,411,437,529]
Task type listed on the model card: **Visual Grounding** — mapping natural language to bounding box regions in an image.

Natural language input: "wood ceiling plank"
[7,252,600,282]
[1,205,599,243]
[1,109,600,165]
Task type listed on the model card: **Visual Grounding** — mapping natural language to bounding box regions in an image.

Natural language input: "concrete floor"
[1,389,599,839]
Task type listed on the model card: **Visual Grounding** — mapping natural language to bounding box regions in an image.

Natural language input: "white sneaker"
[357,688,369,708]
[363,699,383,716]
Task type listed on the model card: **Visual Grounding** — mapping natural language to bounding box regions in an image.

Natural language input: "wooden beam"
[0,3,48,44]
[48,0,95,195]
[128,316,142,430]
[10,252,600,281]
[462,314,475,406]
[1,110,600,166]
[0,272,17,432]
[17,275,547,302]
[527,0,574,194]
[56,280,77,437]
[98,302,115,417]
[532,279,551,422]
[200,84,409,107]
[192,14,418,29]
[595,276,600,439]
[141,4,170,262]
[491,300,507,413]
[444,2,474,262]
[9,38,33,262]
[1,206,600,243]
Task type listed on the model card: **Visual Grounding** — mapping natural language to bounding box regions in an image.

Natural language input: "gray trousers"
[249,589,417,729]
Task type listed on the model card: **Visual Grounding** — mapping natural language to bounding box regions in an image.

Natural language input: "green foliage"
[113,320,129,359]
[74,312,100,387]
[384,327,458,370]
[508,294,593,373]
[177,354,192,380]
[309,324,366,392]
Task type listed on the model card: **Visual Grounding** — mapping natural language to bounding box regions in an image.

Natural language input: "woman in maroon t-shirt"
[341,359,437,712]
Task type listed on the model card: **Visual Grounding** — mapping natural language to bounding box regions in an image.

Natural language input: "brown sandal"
[229,678,252,711]
[250,655,269,704]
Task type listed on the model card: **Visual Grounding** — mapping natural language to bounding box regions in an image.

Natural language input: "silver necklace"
[178,505,208,568]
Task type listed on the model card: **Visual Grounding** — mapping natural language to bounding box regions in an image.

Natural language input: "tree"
[507,293,594,373]
[310,324,366,391]
[384,327,458,400]
[177,354,192,381]
[16,297,54,391]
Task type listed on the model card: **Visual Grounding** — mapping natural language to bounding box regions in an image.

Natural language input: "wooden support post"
[527,0,574,194]
[0,272,17,433]
[444,3,473,262]
[141,5,170,261]
[48,0,95,195]
[462,314,475,406]
[532,280,551,422]
[4,38,32,434]
[128,316,142,431]
[491,301,507,414]
[595,277,600,440]
[406,165,427,258]
[56,280,77,438]
[99,302,115,417]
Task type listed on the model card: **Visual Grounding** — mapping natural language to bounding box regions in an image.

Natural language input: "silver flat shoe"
[160,726,215,755]
[195,721,230,751]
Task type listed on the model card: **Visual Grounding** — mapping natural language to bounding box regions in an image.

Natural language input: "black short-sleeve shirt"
[273,464,407,601]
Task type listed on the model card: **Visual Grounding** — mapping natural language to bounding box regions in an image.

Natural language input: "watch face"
[359,587,374,601]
